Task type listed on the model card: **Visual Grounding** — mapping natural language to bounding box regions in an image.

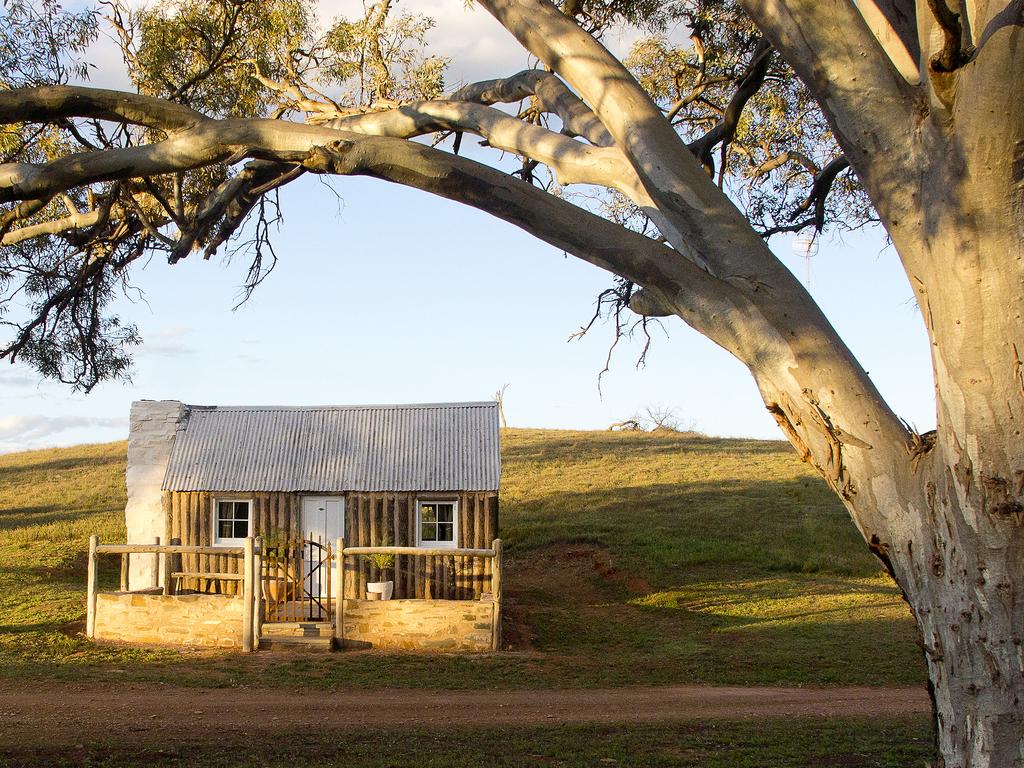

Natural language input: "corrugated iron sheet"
[161,402,500,492]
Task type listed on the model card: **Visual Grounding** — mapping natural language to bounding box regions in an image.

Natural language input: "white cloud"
[0,367,41,390]
[136,324,198,359]
[0,415,128,454]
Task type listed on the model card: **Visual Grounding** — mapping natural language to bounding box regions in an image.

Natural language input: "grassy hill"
[0,429,925,689]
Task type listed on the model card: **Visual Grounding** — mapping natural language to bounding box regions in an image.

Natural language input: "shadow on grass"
[0,453,125,480]
[0,505,115,533]
[507,477,877,577]
[0,716,936,768]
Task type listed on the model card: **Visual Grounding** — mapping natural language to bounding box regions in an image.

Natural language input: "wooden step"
[261,621,334,638]
[258,634,334,651]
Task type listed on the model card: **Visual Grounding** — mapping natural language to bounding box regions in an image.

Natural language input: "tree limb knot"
[302,141,356,174]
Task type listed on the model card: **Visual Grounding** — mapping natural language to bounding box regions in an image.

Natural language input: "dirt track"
[0,682,929,749]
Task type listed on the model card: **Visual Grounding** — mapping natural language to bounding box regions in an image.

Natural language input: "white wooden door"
[301,496,345,598]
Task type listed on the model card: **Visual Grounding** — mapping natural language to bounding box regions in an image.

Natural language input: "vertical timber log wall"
[167,490,498,600]
[168,491,300,594]
[343,491,498,600]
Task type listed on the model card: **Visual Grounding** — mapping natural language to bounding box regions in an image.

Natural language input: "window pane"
[437,504,454,522]
[437,523,454,542]
[421,522,436,541]
[216,501,249,540]
[420,504,436,523]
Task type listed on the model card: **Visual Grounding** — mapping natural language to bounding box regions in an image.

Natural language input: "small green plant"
[260,528,292,568]
[362,530,395,574]
[364,551,396,571]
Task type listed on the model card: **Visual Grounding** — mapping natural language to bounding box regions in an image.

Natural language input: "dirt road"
[0,682,929,749]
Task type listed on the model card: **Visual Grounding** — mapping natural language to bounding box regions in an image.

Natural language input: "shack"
[87,400,502,652]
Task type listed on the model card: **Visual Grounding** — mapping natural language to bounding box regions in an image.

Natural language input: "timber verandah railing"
[335,539,504,650]
[86,536,261,651]
[85,536,504,652]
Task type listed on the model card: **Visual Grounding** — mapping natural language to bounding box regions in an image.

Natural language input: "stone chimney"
[125,400,186,589]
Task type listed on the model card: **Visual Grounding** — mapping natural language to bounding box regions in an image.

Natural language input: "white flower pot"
[367,580,394,600]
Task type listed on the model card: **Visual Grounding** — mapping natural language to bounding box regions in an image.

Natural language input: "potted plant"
[364,546,396,600]
[261,529,292,605]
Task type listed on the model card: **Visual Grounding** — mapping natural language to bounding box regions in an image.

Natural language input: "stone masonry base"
[94,592,244,648]
[342,598,496,651]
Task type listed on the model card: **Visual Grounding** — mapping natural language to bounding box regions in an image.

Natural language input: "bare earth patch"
[0,681,929,753]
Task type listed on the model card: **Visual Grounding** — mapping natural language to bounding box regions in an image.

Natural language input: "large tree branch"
[331,100,630,188]
[318,134,914,539]
[0,80,916,548]
[0,86,691,271]
[1,206,106,245]
[849,0,921,81]
[449,69,614,147]
[0,85,207,131]
[0,116,365,203]
[474,0,844,286]
[0,87,632,202]
[453,0,917,546]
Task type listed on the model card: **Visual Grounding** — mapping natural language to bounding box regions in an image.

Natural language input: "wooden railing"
[340,542,502,601]
[86,535,505,653]
[334,538,504,650]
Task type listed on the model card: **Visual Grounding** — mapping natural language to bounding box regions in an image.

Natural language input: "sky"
[0,0,936,453]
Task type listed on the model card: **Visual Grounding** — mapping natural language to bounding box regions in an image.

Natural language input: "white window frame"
[415,498,458,549]
[212,498,253,546]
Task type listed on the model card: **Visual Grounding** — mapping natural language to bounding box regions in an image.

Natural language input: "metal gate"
[261,538,332,622]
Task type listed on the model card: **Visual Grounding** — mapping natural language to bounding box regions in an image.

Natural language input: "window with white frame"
[214,499,252,545]
[416,500,457,547]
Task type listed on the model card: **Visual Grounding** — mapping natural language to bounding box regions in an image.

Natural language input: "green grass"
[0,429,926,689]
[502,430,879,575]
[0,717,935,767]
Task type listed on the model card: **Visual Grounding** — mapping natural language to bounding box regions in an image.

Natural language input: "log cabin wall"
[165,489,498,600]
[342,491,498,600]
[165,491,301,595]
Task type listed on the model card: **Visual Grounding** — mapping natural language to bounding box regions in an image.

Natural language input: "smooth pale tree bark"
[741,4,1024,764]
[0,0,1022,764]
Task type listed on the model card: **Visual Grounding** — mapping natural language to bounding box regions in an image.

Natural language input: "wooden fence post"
[162,539,173,596]
[119,553,129,593]
[242,537,254,652]
[169,538,182,596]
[86,534,99,639]
[253,537,262,650]
[335,537,345,650]
[491,538,503,652]
[151,536,160,590]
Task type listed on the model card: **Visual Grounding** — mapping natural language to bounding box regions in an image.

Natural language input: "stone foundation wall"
[342,598,496,651]
[94,592,243,648]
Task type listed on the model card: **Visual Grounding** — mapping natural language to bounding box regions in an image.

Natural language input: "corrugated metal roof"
[161,402,500,492]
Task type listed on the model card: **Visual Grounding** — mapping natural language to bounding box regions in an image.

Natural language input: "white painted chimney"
[124,400,185,589]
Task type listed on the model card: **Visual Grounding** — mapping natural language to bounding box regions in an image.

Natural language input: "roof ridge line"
[186,401,498,412]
